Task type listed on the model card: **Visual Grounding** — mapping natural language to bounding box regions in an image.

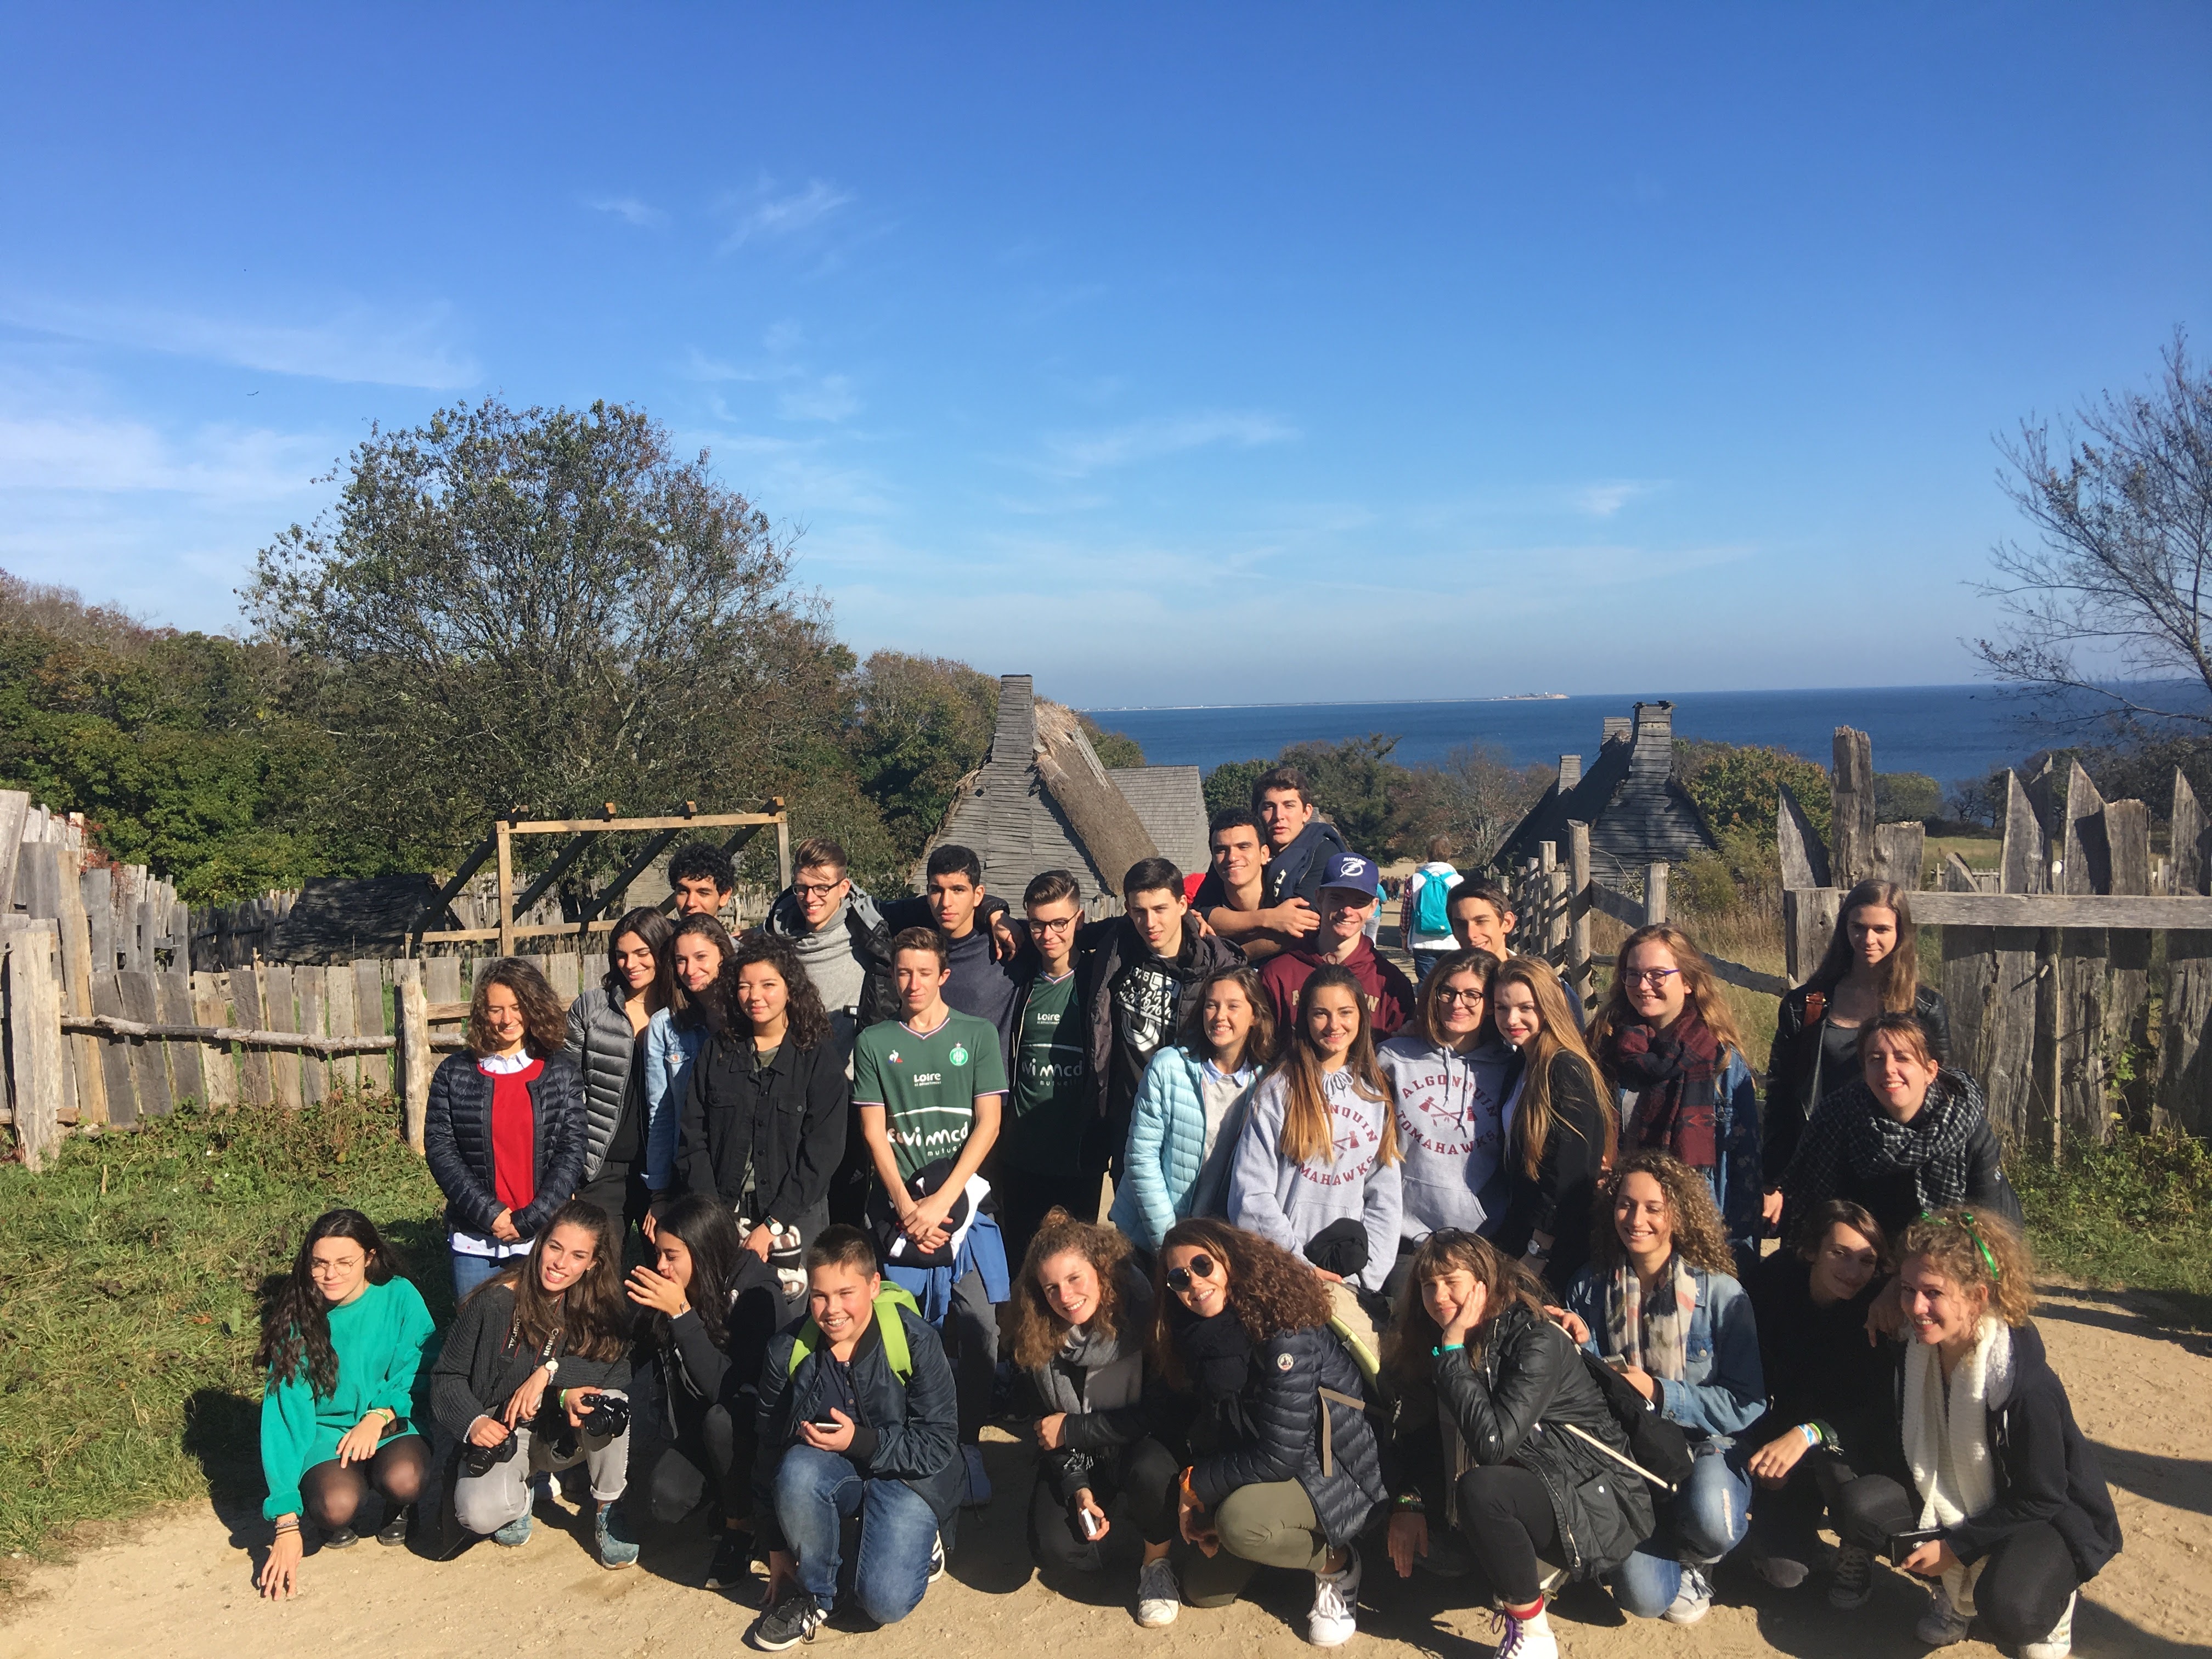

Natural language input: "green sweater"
[259,1276,436,1520]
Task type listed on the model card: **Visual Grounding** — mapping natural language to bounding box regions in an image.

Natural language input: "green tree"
[1079,714,1146,770]
[1203,758,1269,819]
[246,399,845,874]
[1874,771,1943,823]
[1674,738,1832,848]
[842,651,1001,862]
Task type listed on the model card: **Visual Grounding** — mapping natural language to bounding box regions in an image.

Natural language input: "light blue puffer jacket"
[1110,1045,1256,1250]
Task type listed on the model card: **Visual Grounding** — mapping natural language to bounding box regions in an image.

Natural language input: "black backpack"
[1567,1352,1696,1495]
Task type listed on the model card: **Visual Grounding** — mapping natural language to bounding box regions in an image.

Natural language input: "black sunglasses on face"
[1165,1255,1218,1293]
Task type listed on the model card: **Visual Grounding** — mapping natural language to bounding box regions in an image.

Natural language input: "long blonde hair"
[1587,923,1746,1066]
[1495,955,1612,1181]
[1266,964,1398,1167]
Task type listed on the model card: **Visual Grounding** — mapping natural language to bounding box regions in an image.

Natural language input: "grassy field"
[2013,1129,2212,1329]
[0,1092,448,1575]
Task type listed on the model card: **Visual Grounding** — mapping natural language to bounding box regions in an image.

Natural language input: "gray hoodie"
[1375,1032,1511,1240]
[1228,1065,1403,1294]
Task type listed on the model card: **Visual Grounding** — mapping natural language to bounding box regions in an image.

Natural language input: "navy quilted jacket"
[422,1050,588,1238]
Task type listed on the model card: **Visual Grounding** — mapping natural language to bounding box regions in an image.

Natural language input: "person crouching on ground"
[1010,1209,1185,1621]
[1383,1228,1655,1659]
[256,1209,436,1598]
[432,1199,639,1567]
[748,1224,962,1650]
[1560,1152,1763,1625]
[1152,1218,1387,1649]
[1828,1209,2119,1659]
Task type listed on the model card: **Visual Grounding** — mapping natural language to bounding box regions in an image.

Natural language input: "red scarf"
[1607,1007,1722,1170]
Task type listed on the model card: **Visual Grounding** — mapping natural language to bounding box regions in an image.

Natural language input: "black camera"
[543,1391,632,1460]
[462,1430,520,1478]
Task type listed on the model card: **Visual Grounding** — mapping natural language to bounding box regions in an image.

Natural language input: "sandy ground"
[4,1285,2205,1659]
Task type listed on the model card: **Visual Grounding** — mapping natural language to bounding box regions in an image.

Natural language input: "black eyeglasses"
[1165,1255,1218,1293]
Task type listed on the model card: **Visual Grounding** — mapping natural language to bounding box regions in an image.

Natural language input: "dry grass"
[1587,906,1787,1068]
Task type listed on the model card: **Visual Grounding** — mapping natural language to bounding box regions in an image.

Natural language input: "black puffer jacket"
[1183,1322,1387,1549]
[422,1051,587,1238]
[1394,1304,1655,1579]
[564,985,642,1181]
[1492,1051,1611,1292]
[1763,983,1950,1186]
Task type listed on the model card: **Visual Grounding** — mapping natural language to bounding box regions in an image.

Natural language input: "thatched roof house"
[925,675,1209,913]
[1496,700,1717,882]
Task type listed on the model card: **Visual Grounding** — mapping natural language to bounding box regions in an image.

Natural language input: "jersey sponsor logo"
[909,1071,943,1086]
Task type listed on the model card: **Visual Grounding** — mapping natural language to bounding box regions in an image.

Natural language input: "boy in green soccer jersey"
[852,926,1009,1506]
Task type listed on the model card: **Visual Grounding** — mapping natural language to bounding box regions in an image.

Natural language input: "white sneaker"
[1307,1547,1361,1647]
[1663,1565,1712,1625]
[1136,1556,1181,1628]
[2021,1591,2076,1659]
[1915,1585,1974,1646]
[1492,1603,1559,1659]
[1753,1553,1809,1589]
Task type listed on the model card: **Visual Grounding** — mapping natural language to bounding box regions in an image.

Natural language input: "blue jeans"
[775,1444,940,1625]
[449,1250,507,1302]
[1609,1444,1752,1618]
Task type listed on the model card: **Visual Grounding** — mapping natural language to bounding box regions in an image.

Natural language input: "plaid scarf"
[1601,1252,1699,1381]
[1607,1007,1722,1170]
[1788,1070,1983,1212]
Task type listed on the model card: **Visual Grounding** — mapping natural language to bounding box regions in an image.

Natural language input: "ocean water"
[1081,685,2059,786]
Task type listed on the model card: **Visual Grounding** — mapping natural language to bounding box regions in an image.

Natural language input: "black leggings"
[642,1403,747,1525]
[1027,1438,1182,1573]
[1833,1475,2082,1645]
[300,1435,431,1530]
[1454,1464,1560,1609]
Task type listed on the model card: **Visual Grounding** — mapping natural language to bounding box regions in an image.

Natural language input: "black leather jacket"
[1394,1304,1656,1580]
[1762,982,1951,1186]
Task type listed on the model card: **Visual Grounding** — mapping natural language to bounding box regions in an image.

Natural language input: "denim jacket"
[641,1010,706,1192]
[1611,1049,1765,1272]
[1564,1259,1765,1448]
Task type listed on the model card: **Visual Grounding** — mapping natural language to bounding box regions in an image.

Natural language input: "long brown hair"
[466,957,569,1059]
[602,905,677,1005]
[1148,1217,1331,1388]
[1175,963,1274,1074]
[1416,949,1499,1048]
[1587,923,1747,1068]
[670,912,736,1033]
[1009,1208,1139,1369]
[1808,879,1921,1011]
[1494,955,1613,1180]
[1265,964,1399,1166]
[1589,1150,1736,1277]
[258,1209,402,1397]
[1383,1228,1549,1384]
[478,1199,629,1362]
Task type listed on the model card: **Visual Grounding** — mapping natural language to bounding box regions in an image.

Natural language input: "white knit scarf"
[1903,1314,2013,1613]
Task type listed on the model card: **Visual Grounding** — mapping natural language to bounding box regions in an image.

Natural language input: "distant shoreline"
[1080,682,2002,714]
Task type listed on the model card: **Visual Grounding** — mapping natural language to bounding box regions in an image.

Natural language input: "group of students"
[252,770,2119,1658]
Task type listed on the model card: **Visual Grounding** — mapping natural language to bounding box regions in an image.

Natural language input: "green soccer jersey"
[853,1008,1009,1186]
[1007,970,1088,1177]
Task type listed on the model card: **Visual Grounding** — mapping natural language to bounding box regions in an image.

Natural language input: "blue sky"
[1,4,2206,705]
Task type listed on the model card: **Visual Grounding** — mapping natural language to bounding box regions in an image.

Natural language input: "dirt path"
[5,1286,2204,1659]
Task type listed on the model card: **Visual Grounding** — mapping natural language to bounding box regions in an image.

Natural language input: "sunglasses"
[1165,1255,1219,1293]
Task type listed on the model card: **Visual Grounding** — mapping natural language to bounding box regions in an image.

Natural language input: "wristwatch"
[541,1358,561,1380]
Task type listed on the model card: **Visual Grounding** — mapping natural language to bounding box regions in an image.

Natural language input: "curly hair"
[1383,1227,1549,1386]
[1009,1208,1137,1369]
[722,931,831,1053]
[1416,950,1499,1048]
[1173,963,1274,1073]
[1900,1206,2035,1327]
[1587,923,1747,1066]
[257,1209,400,1397]
[1148,1217,1332,1389]
[478,1199,630,1363]
[466,957,570,1059]
[1589,1149,1736,1277]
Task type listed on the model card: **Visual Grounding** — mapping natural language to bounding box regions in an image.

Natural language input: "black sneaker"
[706,1530,751,1590]
[323,1525,360,1550]
[749,1593,827,1650]
[375,1506,411,1547]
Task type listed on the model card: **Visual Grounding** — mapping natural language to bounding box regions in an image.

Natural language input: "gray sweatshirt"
[785,895,874,1058]
[1228,1065,1403,1294]
[1376,1032,1511,1240]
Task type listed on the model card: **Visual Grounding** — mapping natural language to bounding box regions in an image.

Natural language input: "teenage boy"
[1446,876,1586,1027]
[669,840,735,918]
[918,844,1020,1048]
[852,927,1009,1508]
[749,1225,962,1649]
[761,838,901,1057]
[1253,766,1349,910]
[1075,857,1244,1187]
[1192,806,1321,965]
[997,870,1097,1257]
[1257,850,1417,1039]
[1400,837,1464,984]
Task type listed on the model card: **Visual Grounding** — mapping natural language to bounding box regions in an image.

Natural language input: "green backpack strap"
[786,1282,923,1387]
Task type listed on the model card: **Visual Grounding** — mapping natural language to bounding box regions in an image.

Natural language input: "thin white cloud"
[1038,411,1297,478]
[778,375,859,422]
[0,295,477,388]
[0,412,326,498]
[584,194,665,228]
[719,179,853,253]
[1575,479,1664,517]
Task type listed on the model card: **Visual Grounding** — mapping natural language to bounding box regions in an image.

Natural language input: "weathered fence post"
[1831,727,1875,887]
[1643,862,1668,927]
[1538,842,1566,966]
[2,919,66,1171]
[2162,770,2212,1133]
[1567,822,1592,1010]
[495,820,516,957]
[397,965,430,1153]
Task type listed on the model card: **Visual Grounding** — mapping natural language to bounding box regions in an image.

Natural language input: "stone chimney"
[1602,715,1632,744]
[1558,754,1582,790]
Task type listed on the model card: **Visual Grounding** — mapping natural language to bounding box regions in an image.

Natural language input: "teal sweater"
[259,1277,436,1520]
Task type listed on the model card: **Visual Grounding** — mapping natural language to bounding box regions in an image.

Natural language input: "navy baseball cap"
[1320,851,1380,898]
